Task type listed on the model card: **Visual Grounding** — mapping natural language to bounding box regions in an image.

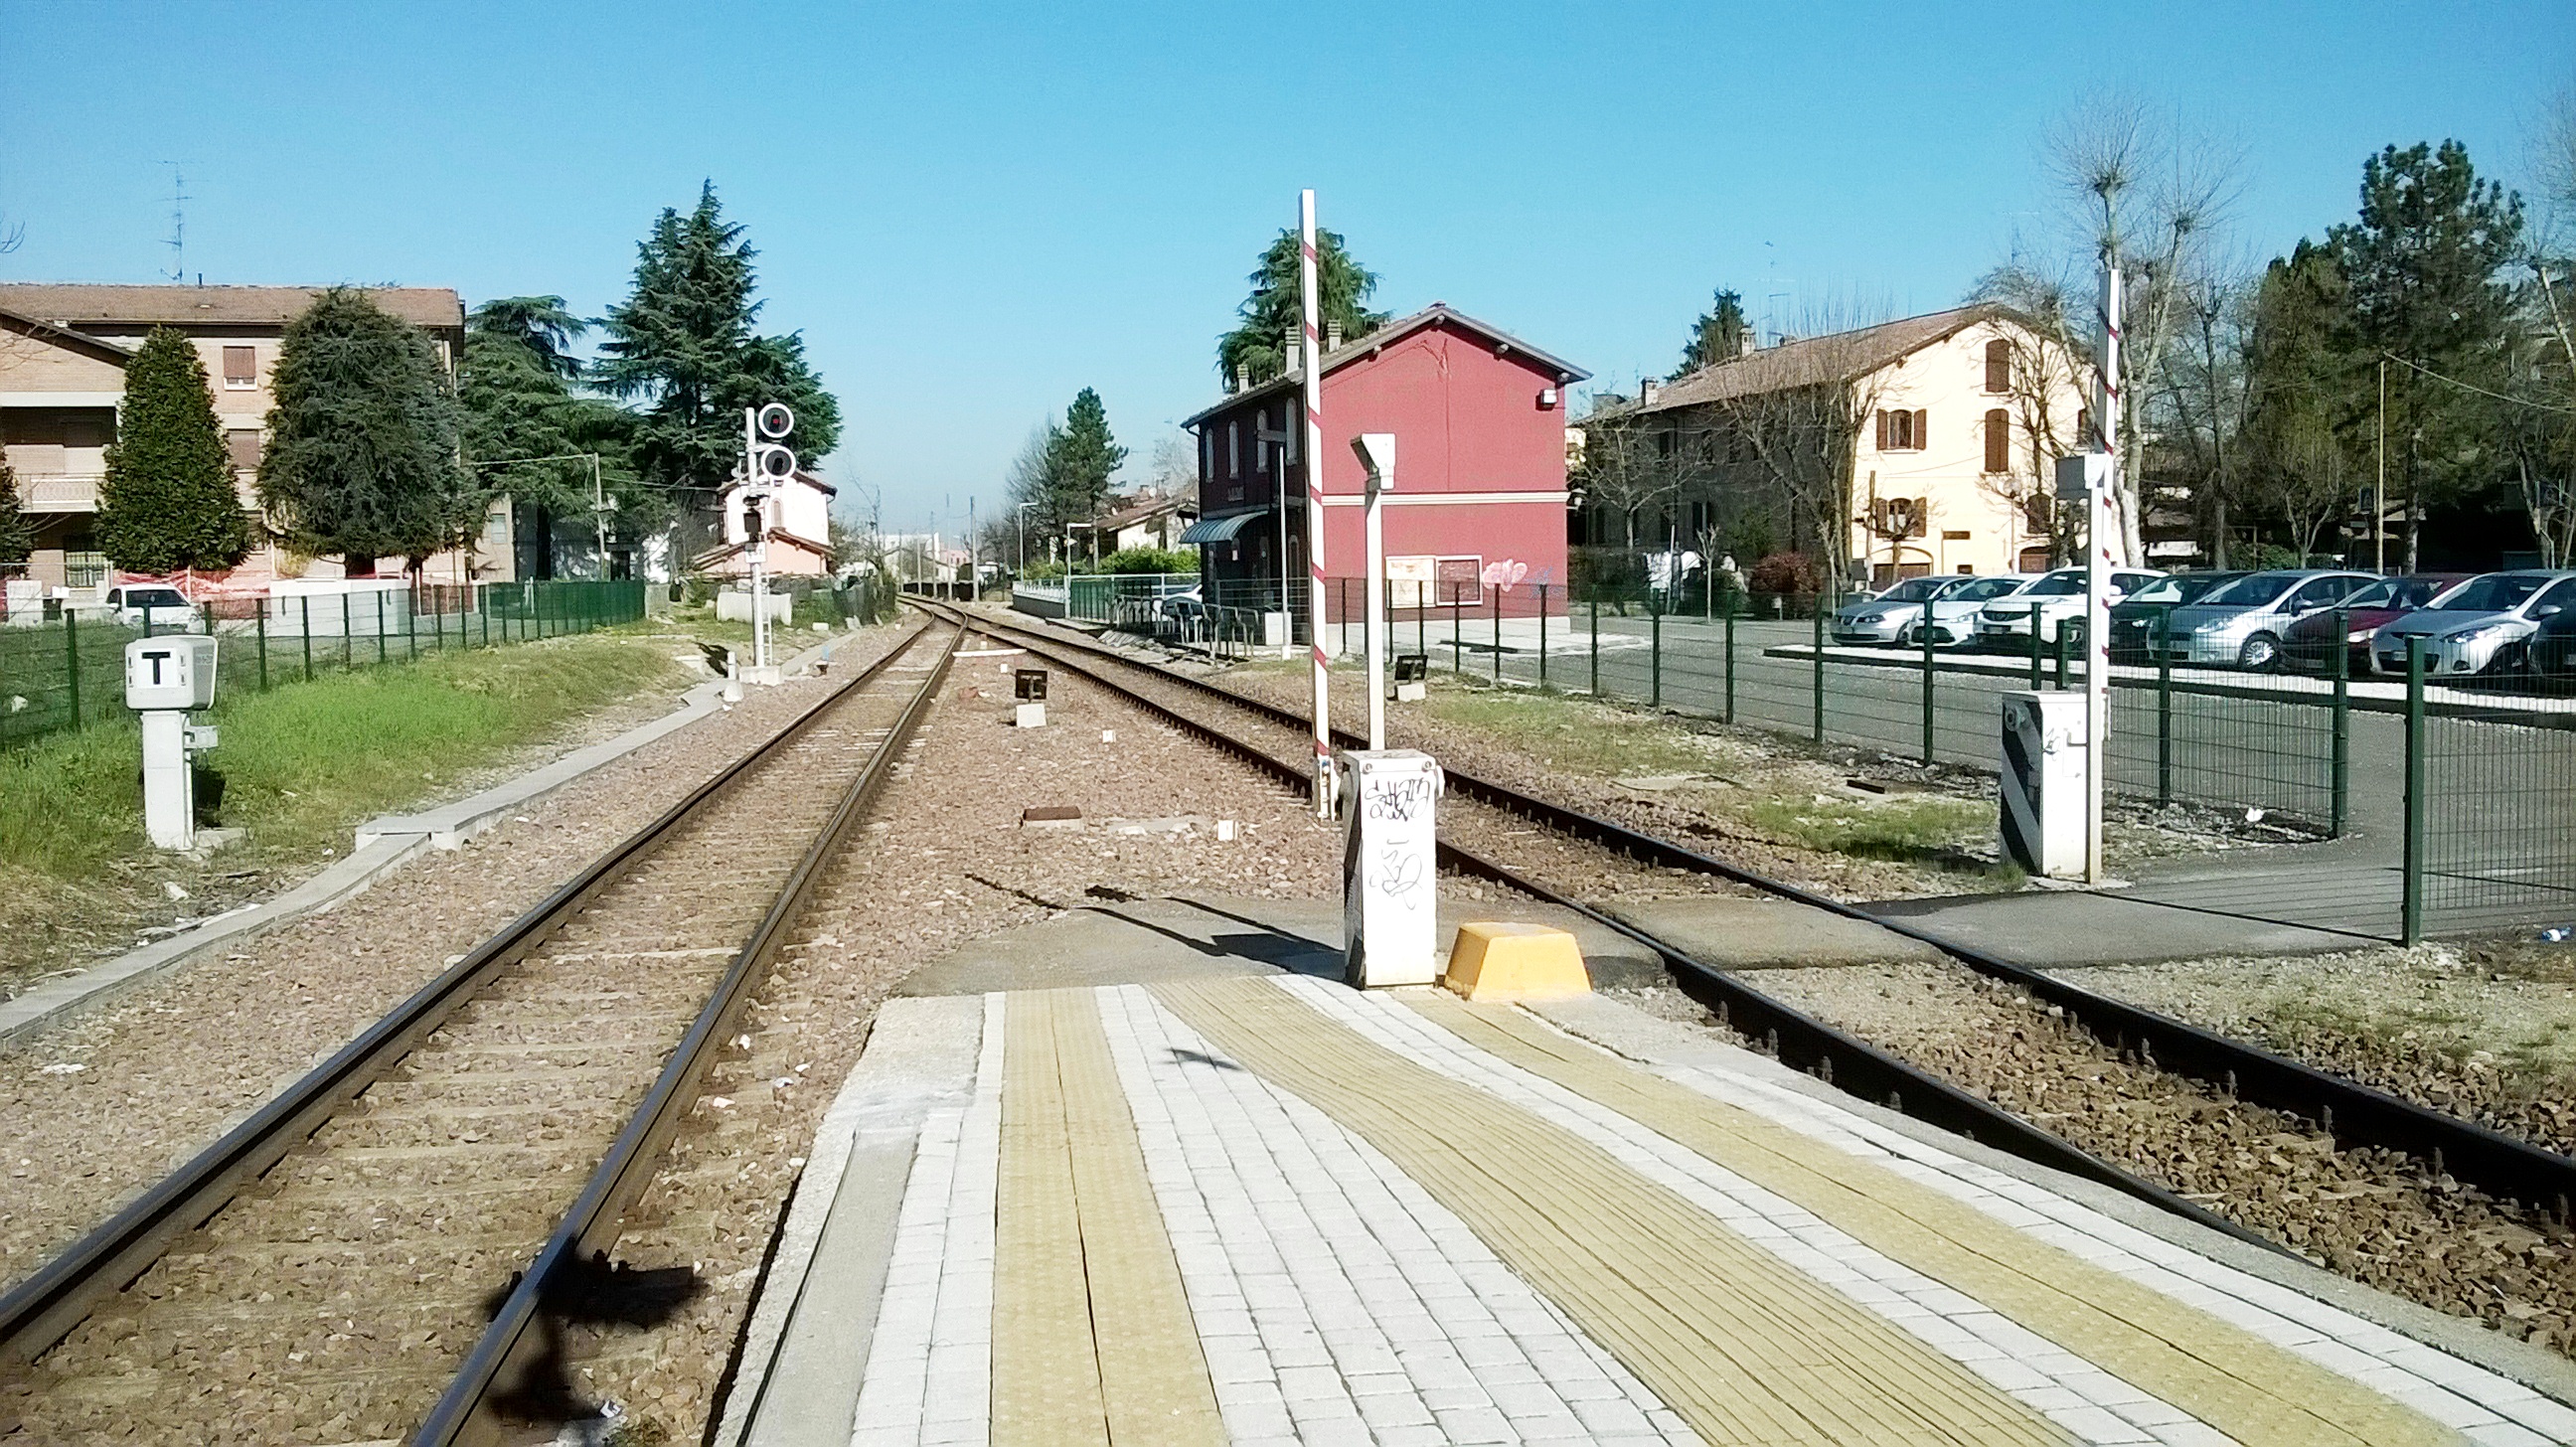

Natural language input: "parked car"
[2277,574,2470,676]
[1974,566,2165,648]
[1830,574,1981,646]
[1895,574,2043,648]
[2520,605,2576,687]
[2107,571,2250,662]
[2370,570,2576,677]
[2138,568,2378,670]
[101,583,205,632]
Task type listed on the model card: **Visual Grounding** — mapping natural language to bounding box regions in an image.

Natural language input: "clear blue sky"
[3,2,2566,536]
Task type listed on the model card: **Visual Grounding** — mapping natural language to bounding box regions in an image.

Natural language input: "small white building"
[697,469,835,577]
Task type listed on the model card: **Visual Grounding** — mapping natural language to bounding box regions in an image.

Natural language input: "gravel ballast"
[0,626,915,1301]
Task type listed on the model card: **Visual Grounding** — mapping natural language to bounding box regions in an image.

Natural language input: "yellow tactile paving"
[1153,977,2073,1446]
[993,990,1224,1447]
[1411,992,2462,1447]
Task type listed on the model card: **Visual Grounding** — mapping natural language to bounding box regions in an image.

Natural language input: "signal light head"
[756,402,795,439]
[755,444,798,480]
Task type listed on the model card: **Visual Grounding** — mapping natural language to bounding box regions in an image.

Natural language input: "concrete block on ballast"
[1442,921,1590,1002]
[1015,702,1046,727]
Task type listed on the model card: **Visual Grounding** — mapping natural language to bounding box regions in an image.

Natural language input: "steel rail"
[416,621,965,1444]
[930,601,2576,1220]
[0,616,935,1375]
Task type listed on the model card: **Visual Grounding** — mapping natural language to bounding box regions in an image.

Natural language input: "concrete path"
[723,899,2576,1447]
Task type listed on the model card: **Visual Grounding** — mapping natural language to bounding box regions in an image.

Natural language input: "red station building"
[1180,304,1587,638]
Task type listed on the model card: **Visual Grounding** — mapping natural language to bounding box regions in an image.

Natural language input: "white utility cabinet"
[1340,748,1444,987]
[2000,690,2086,879]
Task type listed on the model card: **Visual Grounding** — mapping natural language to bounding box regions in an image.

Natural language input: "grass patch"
[1736,792,2003,871]
[1421,688,1719,780]
[0,632,692,983]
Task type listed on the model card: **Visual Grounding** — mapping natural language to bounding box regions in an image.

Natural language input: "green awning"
[1177,510,1272,545]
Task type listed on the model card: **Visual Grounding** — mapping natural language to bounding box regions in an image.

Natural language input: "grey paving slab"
[1858,887,2377,965]
[1603,895,1945,969]
[722,994,985,1447]
[891,892,1666,998]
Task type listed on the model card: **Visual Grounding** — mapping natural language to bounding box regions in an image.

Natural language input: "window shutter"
[1985,340,2009,394]
[1914,410,1929,449]
[226,429,261,470]
[1874,410,1889,449]
[222,346,255,385]
[1911,498,1928,538]
[1984,408,2009,473]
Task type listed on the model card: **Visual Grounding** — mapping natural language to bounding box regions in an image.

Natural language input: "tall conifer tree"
[256,289,473,574]
[94,328,249,574]
[595,184,841,519]
[1216,229,1385,387]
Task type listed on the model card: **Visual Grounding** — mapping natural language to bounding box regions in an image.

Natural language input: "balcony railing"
[20,473,100,512]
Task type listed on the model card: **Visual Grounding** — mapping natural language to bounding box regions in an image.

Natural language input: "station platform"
[720,897,2576,1447]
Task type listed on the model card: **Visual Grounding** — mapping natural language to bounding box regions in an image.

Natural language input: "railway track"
[917,599,2576,1232]
[0,616,961,1445]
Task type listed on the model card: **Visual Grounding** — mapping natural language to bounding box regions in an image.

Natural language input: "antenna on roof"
[158,162,193,282]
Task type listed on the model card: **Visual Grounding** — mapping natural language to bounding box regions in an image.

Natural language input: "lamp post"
[1353,433,1395,751]
[1017,502,1036,574]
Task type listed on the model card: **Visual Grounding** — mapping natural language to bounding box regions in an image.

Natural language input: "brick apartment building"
[0,283,505,594]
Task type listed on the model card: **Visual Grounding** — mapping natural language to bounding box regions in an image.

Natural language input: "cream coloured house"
[1589,304,2091,584]
[0,283,505,593]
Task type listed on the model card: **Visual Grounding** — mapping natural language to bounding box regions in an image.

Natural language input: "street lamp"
[1017,502,1036,573]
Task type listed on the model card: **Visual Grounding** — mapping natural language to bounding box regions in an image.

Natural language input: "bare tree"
[2001,96,2243,563]
[2160,258,2260,565]
[1707,318,1896,590]
[2513,81,2576,564]
[1570,408,1693,548]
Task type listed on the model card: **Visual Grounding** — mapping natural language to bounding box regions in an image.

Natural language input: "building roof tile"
[1184,303,1588,429]
[0,283,465,331]
[1598,304,2002,420]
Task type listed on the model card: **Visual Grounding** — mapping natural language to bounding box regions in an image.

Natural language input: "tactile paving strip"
[1407,991,2457,1447]
[1153,977,2071,1446]
[993,989,1224,1446]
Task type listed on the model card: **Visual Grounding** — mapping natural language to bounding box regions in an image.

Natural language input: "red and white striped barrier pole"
[1300,189,1336,817]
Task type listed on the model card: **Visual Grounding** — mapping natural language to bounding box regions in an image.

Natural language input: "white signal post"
[1355,433,1395,751]
[1300,190,1336,815]
[743,407,769,676]
[2086,260,2121,885]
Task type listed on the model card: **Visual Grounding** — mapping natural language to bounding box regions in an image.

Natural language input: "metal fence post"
[1920,608,1936,763]
[1651,592,1663,709]
[2029,614,2043,689]
[1451,588,1464,675]
[63,608,80,727]
[2402,636,2426,945]
[2156,606,2174,806]
[376,589,389,664]
[404,587,417,661]
[1491,586,1503,682]
[1723,598,1736,724]
[255,608,269,692]
[2330,608,2350,838]
[301,597,314,682]
[1811,600,1825,743]
[1589,595,1600,697]
[480,584,491,648]
[140,604,155,640]
[1536,585,1548,690]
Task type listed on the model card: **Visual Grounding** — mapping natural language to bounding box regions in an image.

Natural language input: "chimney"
[1230,363,1247,394]
[1284,325,1299,371]
[1639,377,1662,406]
[1326,320,1344,352]
[1736,330,1756,360]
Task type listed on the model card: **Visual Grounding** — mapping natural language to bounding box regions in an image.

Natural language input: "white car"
[1895,574,2044,648]
[1831,575,1980,645]
[101,583,205,632]
[1974,566,2165,648]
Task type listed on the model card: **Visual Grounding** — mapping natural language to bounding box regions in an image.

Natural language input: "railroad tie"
[1408,992,2459,1447]
[993,989,1223,1446]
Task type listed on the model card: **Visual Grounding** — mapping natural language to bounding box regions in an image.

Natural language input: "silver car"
[1898,573,2043,648]
[1976,567,2165,647]
[2155,569,2377,669]
[1831,574,1978,645]
[2371,570,2576,677]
